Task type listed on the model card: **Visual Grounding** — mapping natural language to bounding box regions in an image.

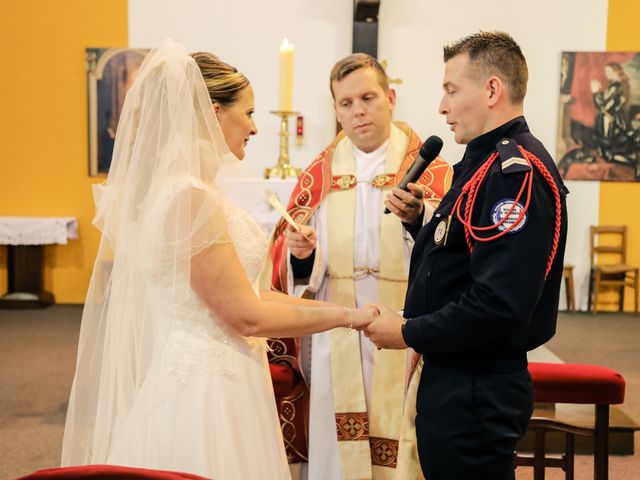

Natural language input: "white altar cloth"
[0,216,79,246]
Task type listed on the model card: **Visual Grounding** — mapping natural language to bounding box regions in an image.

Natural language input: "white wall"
[563,181,600,310]
[129,0,352,177]
[129,0,609,309]
[378,0,608,164]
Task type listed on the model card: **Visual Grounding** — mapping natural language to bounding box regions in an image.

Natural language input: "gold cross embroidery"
[345,417,362,436]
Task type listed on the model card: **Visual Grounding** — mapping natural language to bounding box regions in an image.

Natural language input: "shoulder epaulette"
[496,138,531,175]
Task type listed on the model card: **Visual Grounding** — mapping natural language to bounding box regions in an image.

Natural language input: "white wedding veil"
[61,39,250,465]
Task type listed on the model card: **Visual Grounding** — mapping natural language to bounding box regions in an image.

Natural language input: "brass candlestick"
[264,110,301,179]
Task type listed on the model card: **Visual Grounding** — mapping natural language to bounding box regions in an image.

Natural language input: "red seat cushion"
[269,362,295,397]
[17,465,211,479]
[528,362,625,405]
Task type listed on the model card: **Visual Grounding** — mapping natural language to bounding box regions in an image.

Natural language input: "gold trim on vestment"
[281,390,309,463]
[332,174,357,190]
[370,437,399,468]
[370,173,395,188]
[331,173,398,191]
[336,412,370,440]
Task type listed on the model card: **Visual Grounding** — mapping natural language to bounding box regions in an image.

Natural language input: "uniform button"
[427,271,431,278]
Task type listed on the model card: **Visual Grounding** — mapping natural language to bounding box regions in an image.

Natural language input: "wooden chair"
[562,265,576,312]
[587,225,639,314]
[515,362,626,480]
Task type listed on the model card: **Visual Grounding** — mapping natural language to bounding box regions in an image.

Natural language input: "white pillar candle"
[279,38,294,111]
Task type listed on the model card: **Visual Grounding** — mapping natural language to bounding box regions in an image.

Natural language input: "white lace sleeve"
[138,178,230,273]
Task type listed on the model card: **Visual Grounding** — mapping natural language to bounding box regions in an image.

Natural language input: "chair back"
[590,225,627,267]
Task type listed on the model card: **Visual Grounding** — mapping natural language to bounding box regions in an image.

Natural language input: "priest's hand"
[284,224,317,260]
[364,304,407,350]
[384,182,424,225]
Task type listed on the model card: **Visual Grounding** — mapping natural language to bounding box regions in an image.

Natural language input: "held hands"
[349,305,379,331]
[284,224,317,260]
[363,304,408,350]
[384,182,425,225]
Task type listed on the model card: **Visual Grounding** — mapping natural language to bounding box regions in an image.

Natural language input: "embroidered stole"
[263,121,451,474]
[327,125,409,479]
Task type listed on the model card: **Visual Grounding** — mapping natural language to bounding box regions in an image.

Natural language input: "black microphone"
[383,135,443,214]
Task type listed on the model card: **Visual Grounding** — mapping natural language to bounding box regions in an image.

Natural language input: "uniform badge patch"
[434,219,448,244]
[490,199,528,233]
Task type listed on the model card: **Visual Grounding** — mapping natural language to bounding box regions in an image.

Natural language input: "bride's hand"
[351,305,379,331]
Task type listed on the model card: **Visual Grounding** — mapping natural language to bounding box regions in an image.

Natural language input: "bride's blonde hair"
[190,52,250,106]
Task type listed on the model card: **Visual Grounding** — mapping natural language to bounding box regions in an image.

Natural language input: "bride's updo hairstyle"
[190,52,250,107]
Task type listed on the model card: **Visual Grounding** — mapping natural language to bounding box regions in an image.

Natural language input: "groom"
[365,31,568,480]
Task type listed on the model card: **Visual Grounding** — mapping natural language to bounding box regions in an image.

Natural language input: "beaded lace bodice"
[150,182,268,379]
[220,195,268,288]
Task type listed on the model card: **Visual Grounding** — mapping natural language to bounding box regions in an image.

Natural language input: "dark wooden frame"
[515,404,612,480]
[587,225,639,314]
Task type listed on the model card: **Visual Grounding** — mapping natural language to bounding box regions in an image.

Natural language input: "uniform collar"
[463,116,529,167]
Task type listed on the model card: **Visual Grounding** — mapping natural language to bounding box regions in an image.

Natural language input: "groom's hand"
[364,304,408,350]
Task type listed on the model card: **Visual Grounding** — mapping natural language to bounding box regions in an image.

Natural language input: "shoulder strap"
[496,138,531,175]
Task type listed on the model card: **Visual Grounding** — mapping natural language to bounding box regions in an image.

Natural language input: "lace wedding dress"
[105,181,290,479]
[61,40,291,479]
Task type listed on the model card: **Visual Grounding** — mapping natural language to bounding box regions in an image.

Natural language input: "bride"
[61,39,375,479]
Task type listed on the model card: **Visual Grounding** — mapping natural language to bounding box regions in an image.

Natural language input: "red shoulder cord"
[450,146,562,279]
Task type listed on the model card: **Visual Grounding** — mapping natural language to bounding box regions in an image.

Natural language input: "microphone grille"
[419,135,444,161]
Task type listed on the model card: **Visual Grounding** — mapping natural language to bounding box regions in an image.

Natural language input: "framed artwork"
[87,47,148,176]
[557,51,640,181]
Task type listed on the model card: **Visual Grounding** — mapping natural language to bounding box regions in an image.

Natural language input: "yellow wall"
[0,1,128,303]
[603,0,640,311]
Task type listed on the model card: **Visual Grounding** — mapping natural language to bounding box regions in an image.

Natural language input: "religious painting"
[557,52,640,181]
[87,47,148,175]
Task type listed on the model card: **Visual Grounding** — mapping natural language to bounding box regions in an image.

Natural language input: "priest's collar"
[353,138,389,162]
[464,115,529,165]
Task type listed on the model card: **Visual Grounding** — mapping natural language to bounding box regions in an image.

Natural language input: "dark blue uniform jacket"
[402,116,568,368]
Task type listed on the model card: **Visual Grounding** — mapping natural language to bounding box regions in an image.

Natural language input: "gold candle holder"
[264,110,301,179]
